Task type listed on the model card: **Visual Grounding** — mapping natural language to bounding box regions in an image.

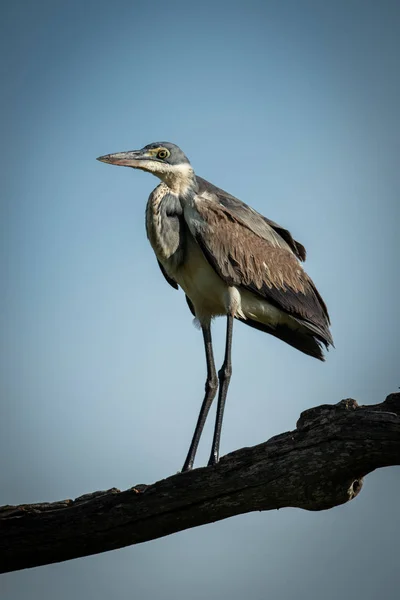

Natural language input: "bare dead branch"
[1,393,399,574]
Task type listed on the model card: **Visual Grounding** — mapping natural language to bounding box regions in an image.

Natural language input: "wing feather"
[157,259,179,290]
[196,176,306,261]
[192,197,332,346]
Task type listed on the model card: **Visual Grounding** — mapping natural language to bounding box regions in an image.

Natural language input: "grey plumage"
[196,176,307,261]
[97,141,333,471]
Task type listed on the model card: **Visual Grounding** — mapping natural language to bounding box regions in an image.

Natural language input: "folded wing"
[190,195,332,348]
[196,176,306,261]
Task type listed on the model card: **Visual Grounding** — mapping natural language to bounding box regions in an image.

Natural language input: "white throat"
[155,163,195,195]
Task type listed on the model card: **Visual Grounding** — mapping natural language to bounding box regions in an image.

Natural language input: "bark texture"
[1,393,399,574]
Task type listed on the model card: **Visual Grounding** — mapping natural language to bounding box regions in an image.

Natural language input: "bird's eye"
[157,149,170,160]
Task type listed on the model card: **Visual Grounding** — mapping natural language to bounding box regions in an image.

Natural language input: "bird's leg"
[208,314,233,467]
[182,324,218,472]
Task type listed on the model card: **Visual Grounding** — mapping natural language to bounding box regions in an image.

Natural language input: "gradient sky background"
[1,1,399,598]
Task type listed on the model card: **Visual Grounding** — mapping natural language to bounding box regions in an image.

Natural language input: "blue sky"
[1,1,399,598]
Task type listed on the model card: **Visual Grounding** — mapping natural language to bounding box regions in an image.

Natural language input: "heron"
[97,142,333,472]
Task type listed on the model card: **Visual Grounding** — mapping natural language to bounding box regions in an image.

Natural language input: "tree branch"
[1,393,399,574]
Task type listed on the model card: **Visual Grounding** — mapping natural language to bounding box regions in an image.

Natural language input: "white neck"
[158,164,195,195]
[134,160,196,195]
[138,162,194,195]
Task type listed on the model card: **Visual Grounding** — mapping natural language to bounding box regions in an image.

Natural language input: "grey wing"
[196,176,306,261]
[157,260,178,290]
[146,187,183,290]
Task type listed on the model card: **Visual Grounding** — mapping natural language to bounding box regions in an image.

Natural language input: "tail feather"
[238,317,331,361]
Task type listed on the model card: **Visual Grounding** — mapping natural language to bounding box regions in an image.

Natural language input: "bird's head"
[97,142,195,194]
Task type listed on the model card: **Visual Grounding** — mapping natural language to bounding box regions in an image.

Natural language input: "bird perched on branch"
[97,142,333,471]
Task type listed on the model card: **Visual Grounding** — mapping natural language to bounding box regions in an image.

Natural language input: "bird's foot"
[181,460,194,473]
[207,453,219,467]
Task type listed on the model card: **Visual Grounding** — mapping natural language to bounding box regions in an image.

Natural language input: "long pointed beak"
[96,150,144,167]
